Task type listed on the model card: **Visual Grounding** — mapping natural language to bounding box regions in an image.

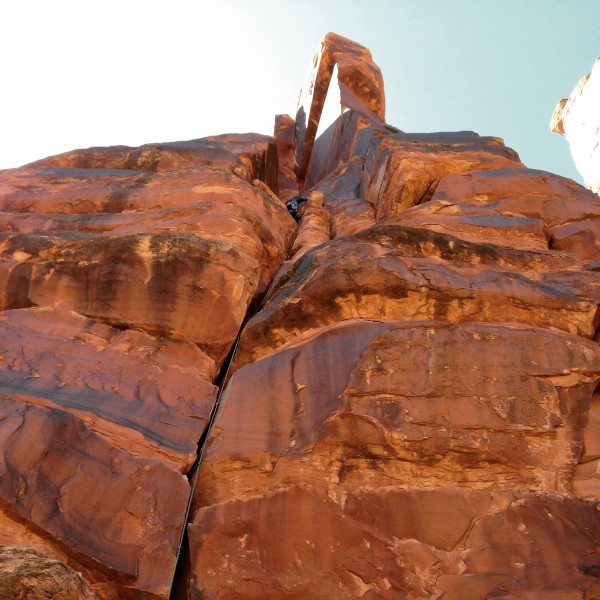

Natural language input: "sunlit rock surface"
[295,32,386,183]
[0,135,295,599]
[552,57,600,195]
[187,34,600,600]
[1,32,600,600]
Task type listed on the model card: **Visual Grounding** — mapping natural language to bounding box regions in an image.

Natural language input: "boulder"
[0,546,98,600]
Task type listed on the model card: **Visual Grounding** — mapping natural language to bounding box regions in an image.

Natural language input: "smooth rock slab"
[200,320,600,505]
[188,487,600,599]
[0,307,216,470]
[0,399,188,599]
[0,307,213,597]
[0,231,260,366]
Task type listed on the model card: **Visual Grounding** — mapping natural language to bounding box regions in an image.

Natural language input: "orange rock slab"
[189,320,600,598]
[295,33,385,183]
[0,307,219,598]
[0,134,295,599]
[0,139,296,366]
[233,225,599,368]
[189,488,600,599]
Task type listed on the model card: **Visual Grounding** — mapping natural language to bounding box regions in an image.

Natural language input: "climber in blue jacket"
[286,195,308,222]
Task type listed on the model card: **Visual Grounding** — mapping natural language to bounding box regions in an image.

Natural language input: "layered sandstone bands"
[187,35,600,599]
[0,136,295,598]
[1,32,600,600]
[295,33,386,184]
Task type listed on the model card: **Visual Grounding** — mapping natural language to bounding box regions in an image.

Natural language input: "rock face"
[0,135,295,598]
[187,35,600,600]
[552,57,600,195]
[294,33,386,184]
[1,32,600,600]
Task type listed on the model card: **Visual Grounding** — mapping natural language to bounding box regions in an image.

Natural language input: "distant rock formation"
[552,57,600,195]
[1,32,599,599]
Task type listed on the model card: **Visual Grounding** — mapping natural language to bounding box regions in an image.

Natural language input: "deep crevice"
[167,223,299,599]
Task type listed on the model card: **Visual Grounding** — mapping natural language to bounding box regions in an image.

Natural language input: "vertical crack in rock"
[0,135,296,599]
[184,34,600,600]
[2,32,600,600]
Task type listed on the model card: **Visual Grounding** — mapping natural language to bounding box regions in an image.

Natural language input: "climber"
[286,195,308,222]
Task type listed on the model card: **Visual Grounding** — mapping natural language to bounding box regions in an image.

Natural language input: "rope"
[166,222,297,599]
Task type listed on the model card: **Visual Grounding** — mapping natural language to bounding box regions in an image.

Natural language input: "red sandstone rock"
[0,151,295,366]
[183,35,600,598]
[199,321,600,502]
[308,156,377,239]
[189,320,600,597]
[1,32,599,600]
[0,307,219,598]
[302,110,526,240]
[303,110,378,191]
[295,33,385,183]
[233,226,599,367]
[363,132,525,219]
[424,168,600,262]
[0,133,294,599]
[551,58,600,194]
[0,399,189,598]
[287,192,330,261]
[189,487,600,599]
[0,308,216,470]
[273,115,299,201]
[28,134,279,190]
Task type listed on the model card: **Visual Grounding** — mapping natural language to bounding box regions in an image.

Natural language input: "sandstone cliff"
[1,33,600,600]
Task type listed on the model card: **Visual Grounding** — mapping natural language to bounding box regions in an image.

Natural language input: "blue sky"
[1,0,598,184]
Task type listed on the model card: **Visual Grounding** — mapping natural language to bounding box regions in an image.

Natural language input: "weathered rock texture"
[187,35,600,599]
[295,33,386,184]
[552,57,600,195]
[2,32,600,600]
[0,135,295,598]
[0,546,98,600]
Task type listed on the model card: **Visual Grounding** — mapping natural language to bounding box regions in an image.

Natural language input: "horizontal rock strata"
[187,34,600,599]
[0,135,295,599]
[2,31,600,600]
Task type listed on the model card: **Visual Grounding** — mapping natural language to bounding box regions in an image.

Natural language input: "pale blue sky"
[1,0,598,184]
